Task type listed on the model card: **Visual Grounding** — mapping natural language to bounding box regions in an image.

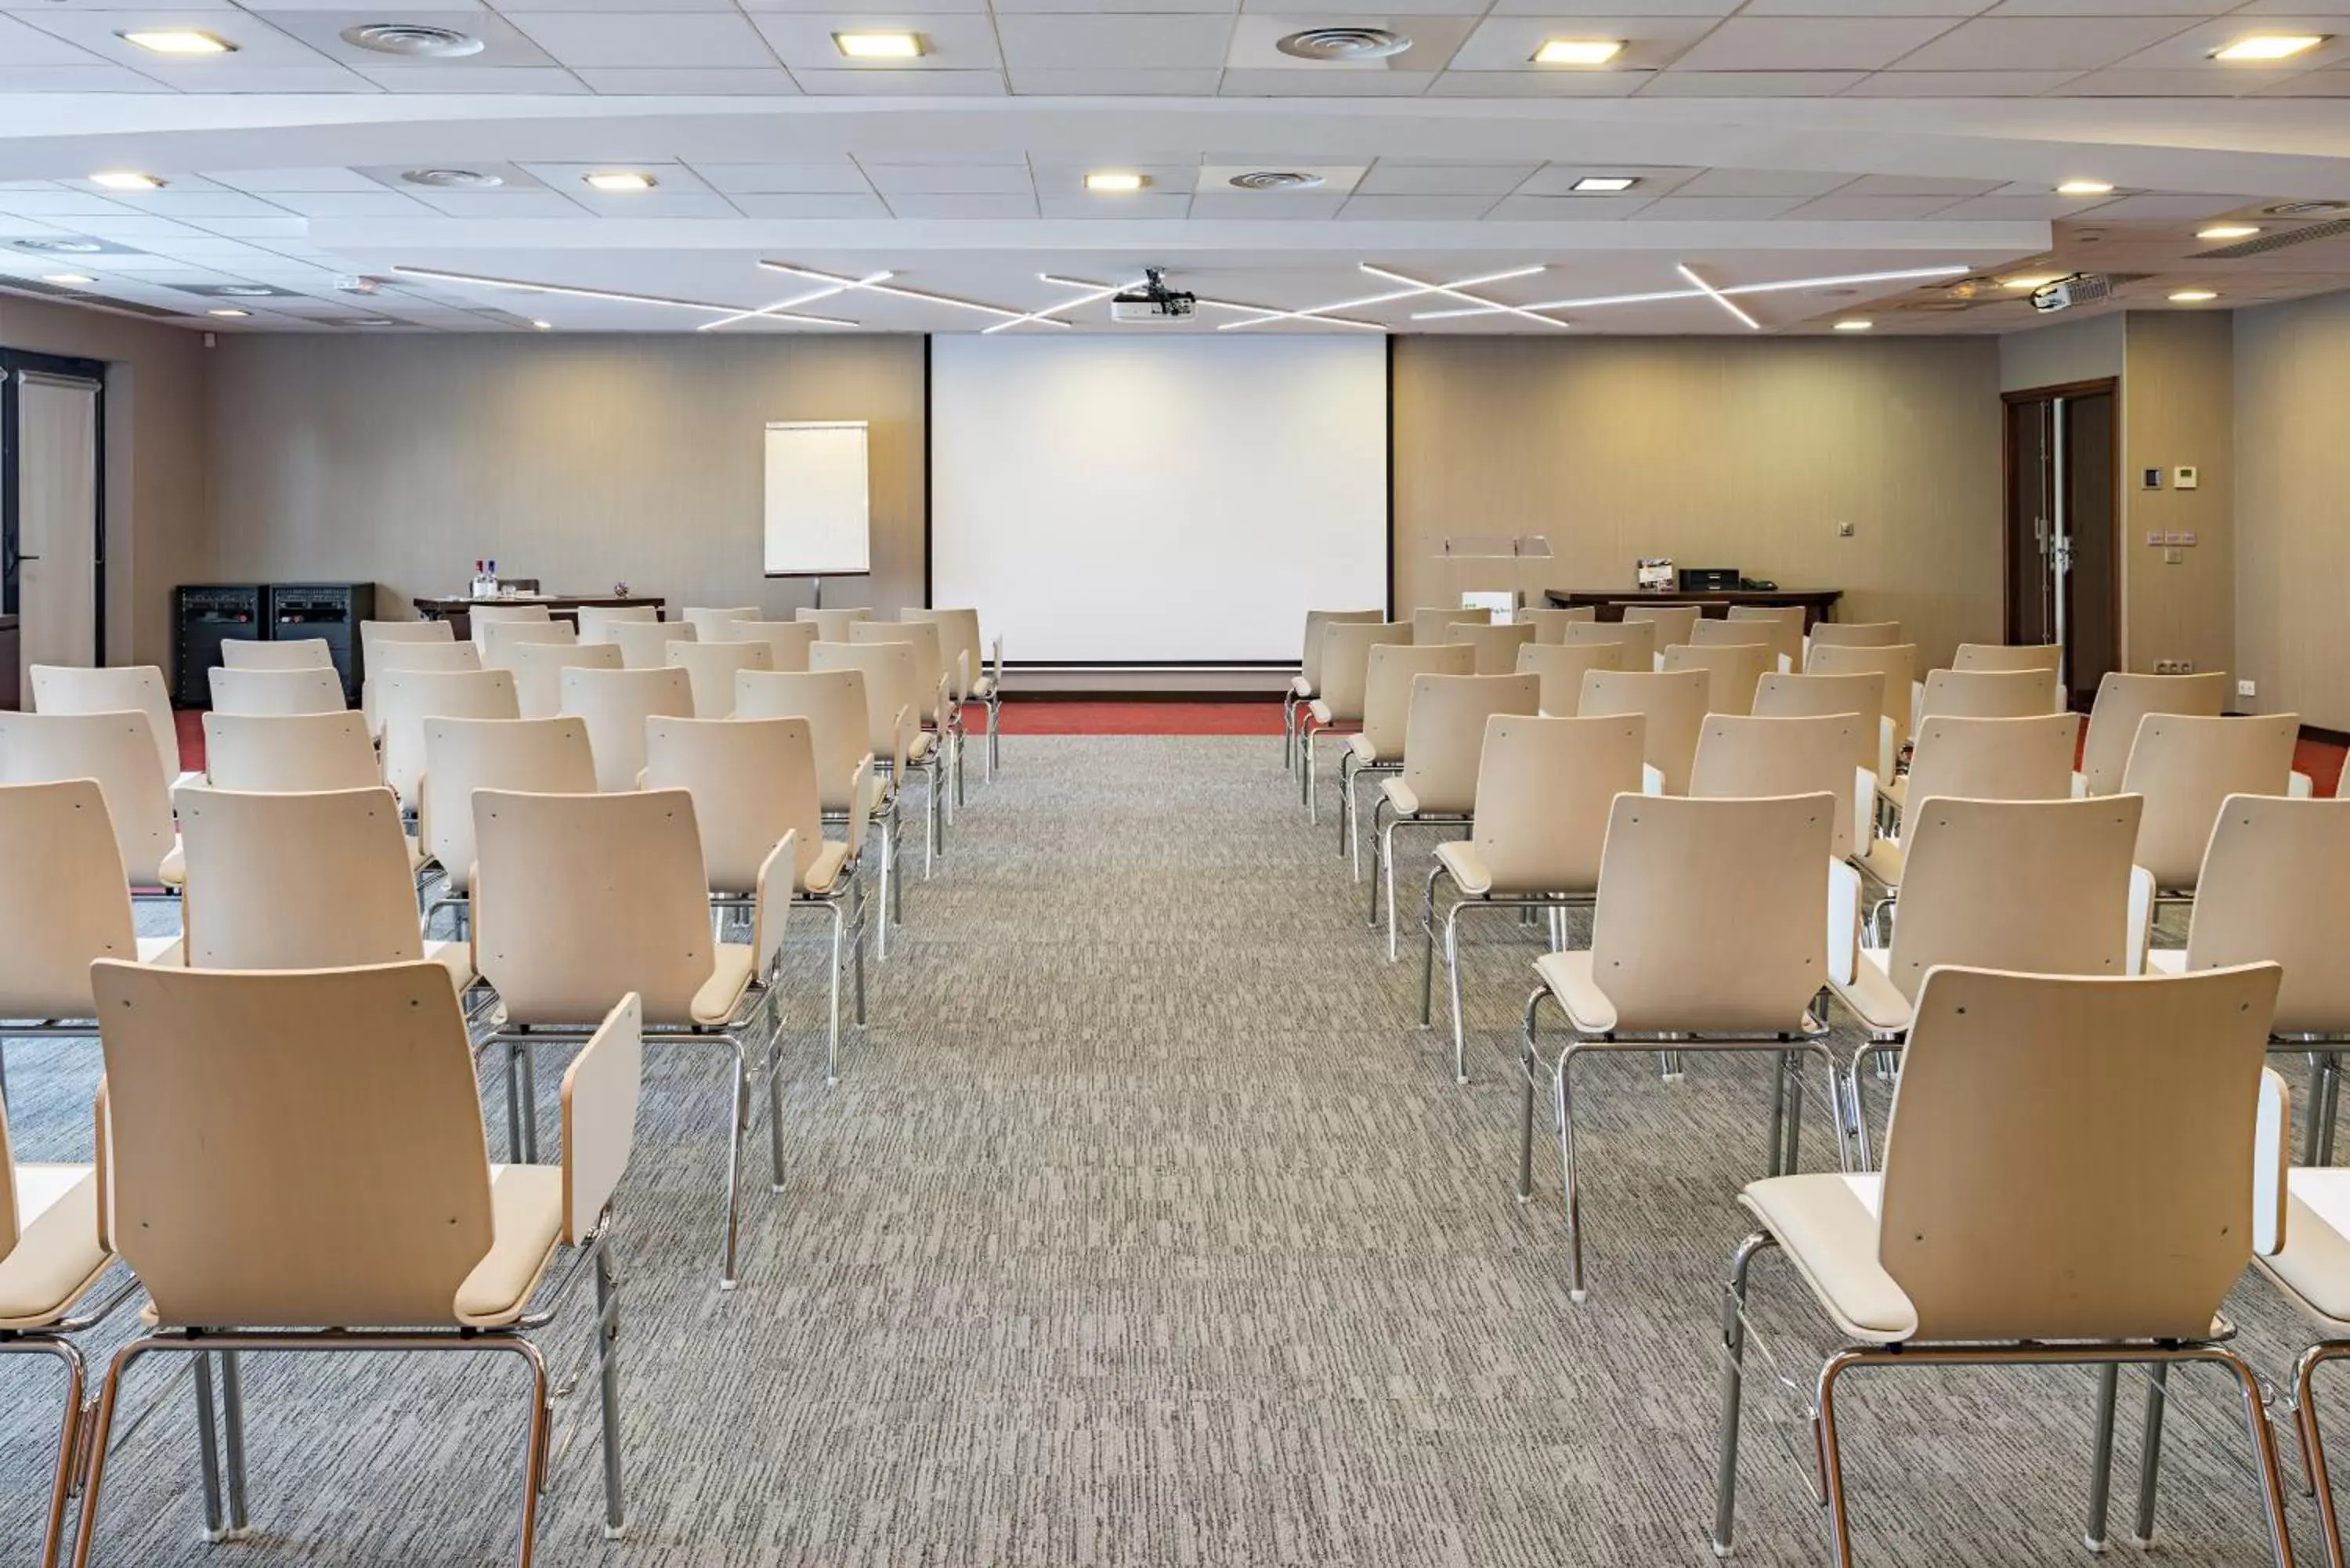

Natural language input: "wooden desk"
[413,594,666,641]
[1544,587,1843,631]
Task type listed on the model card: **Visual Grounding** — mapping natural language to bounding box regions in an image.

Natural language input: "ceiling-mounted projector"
[1111,267,1195,323]
[2030,272,2113,313]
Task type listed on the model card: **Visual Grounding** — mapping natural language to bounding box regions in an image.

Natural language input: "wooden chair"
[1411,605,1490,645]
[1917,667,2053,722]
[1577,668,1707,796]
[1282,609,1383,772]
[1952,641,2063,710]
[794,606,872,641]
[78,960,642,1564]
[1806,621,1902,653]
[1369,671,1538,959]
[1299,621,1412,824]
[1518,792,1841,1300]
[1342,642,1474,881]
[207,667,344,717]
[575,605,658,645]
[479,617,576,675]
[1517,641,1622,717]
[219,637,331,671]
[357,618,453,662]
[851,620,963,806]
[28,664,188,788]
[1713,963,2294,1568]
[360,639,480,736]
[1724,605,1805,672]
[200,711,376,793]
[902,608,1004,779]
[1562,618,1658,673]
[722,619,819,674]
[377,669,519,807]
[1860,712,2083,923]
[611,619,696,670]
[2077,670,2229,797]
[736,668,900,953]
[812,640,948,877]
[1419,714,1642,1084]
[467,602,552,650]
[1663,642,1771,717]
[667,639,773,720]
[1690,616,1788,677]
[2120,712,2300,901]
[1806,643,1918,781]
[1691,713,1871,865]
[508,639,621,721]
[0,713,178,892]
[1447,621,1536,675]
[682,606,760,641]
[418,716,596,922]
[472,788,779,1287]
[1620,603,1701,652]
[1520,605,1594,644]
[559,667,692,793]
[1753,671,1883,777]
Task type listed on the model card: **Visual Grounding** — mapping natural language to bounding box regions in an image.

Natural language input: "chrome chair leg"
[1516,987,1546,1203]
[1710,1233,1773,1560]
[1383,816,1405,960]
[1555,1040,1589,1302]
[192,1350,227,1541]
[219,1351,249,1537]
[1418,865,1443,1030]
[2131,1362,2171,1546]
[1445,901,1470,1085]
[2296,1345,2347,1568]
[2085,1362,2121,1553]
[824,900,844,1085]
[1816,1351,1865,1568]
[721,1042,747,1288]
[591,1241,625,1539]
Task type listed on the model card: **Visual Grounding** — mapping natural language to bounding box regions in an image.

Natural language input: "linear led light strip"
[389,265,858,327]
[756,261,1047,323]
[1676,263,1760,331]
[1219,263,1546,331]
[700,271,893,332]
[1359,263,1567,330]
[1412,264,1974,321]
[983,274,1144,334]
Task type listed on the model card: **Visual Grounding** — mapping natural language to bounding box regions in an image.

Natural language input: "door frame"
[2000,375,2120,699]
[0,348,109,663]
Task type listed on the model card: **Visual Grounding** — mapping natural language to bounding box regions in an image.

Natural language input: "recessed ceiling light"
[2197,224,2261,240]
[118,28,234,55]
[2057,180,2113,197]
[833,31,924,58]
[584,172,656,193]
[2211,34,2327,62]
[210,284,277,297]
[340,23,484,58]
[2266,200,2350,216]
[1084,172,1146,193]
[1833,320,1873,331]
[1274,26,1412,60]
[1534,38,1624,65]
[90,172,164,192]
[2169,289,2218,302]
[1571,176,1637,193]
[2002,274,2063,289]
[403,168,504,190]
[206,308,250,318]
[348,316,396,327]
[530,319,553,331]
[13,238,107,255]
[41,273,96,286]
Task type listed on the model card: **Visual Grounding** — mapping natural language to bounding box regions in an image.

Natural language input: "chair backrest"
[1521,606,1596,644]
[2081,671,2229,797]
[29,663,179,782]
[612,619,696,670]
[1690,615,1779,664]
[902,608,986,700]
[178,786,424,970]
[1517,641,1622,717]
[810,641,920,761]
[736,670,874,816]
[378,669,519,805]
[508,639,622,721]
[2186,797,2350,1035]
[2120,713,2298,888]
[1590,793,1833,1031]
[1724,605,1805,670]
[1905,713,2080,809]
[93,959,502,1328]
[559,667,692,792]
[473,788,722,1026]
[480,616,577,672]
[1806,643,1917,739]
[575,605,659,645]
[1314,622,1414,724]
[1953,641,2063,710]
[1578,668,1708,795]
[667,639,774,719]
[1918,667,2054,721]
[849,620,947,720]
[1661,642,1771,717]
[1448,621,1537,675]
[1562,618,1658,670]
[1618,603,1701,648]
[1878,963,2281,1342]
[1690,714,1864,859]
[682,606,760,641]
[644,716,822,893]
[208,666,345,717]
[1469,714,1643,895]
[1295,609,1382,690]
[0,710,175,884]
[468,603,552,649]
[202,710,377,792]
[1752,671,1882,771]
[358,620,454,663]
[0,778,136,1019]
[1412,605,1491,645]
[363,641,483,735]
[1360,642,1477,761]
[1397,673,1539,815]
[1807,621,1902,652]
[220,637,331,671]
[421,716,597,894]
[722,619,819,674]
[794,607,873,642]
[1885,797,2143,1003]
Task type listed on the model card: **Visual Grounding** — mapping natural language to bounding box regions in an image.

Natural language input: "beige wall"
[2235,287,2350,731]
[203,333,927,621]
[1999,312,2124,394]
[1392,334,2004,668]
[2121,312,2233,681]
[0,298,212,668]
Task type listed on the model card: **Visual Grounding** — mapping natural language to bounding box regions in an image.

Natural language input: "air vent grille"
[1274,26,1412,60]
[341,23,485,57]
[1229,171,1326,190]
[2196,218,2350,260]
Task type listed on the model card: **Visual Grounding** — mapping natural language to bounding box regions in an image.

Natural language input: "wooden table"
[1544,587,1843,631]
[413,594,666,641]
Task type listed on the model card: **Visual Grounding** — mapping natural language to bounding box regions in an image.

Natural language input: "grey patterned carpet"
[0,735,2326,1565]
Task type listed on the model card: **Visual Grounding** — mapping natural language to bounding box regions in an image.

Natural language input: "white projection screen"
[930,335,1388,663]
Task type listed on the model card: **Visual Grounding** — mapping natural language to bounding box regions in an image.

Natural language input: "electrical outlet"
[2163,547,2184,565]
[2154,658,2196,675]
[2239,679,2258,700]
[1835,521,1854,538]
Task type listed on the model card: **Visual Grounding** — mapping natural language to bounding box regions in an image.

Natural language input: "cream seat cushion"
[797,840,851,898]
[156,844,184,889]
[0,1165,109,1329]
[423,940,477,995]
[1532,949,1618,1035]
[1832,948,1913,1035]
[1857,836,1905,891]
[687,943,757,1028]
[1434,840,1493,897]
[455,1164,563,1328]
[2263,1169,2350,1328]
[907,732,936,764]
[136,934,184,968]
[1738,1172,1919,1343]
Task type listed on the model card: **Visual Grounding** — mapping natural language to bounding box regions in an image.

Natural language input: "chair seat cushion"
[798,839,851,897]
[405,833,429,876]
[136,934,183,968]
[1739,1173,1918,1343]
[0,1165,110,1330]
[423,940,477,995]
[2261,1169,2350,1328]
[1532,949,1617,1035]
[908,732,935,763]
[1830,948,1912,1036]
[156,843,185,889]
[1857,837,1905,891]
[455,1165,563,1328]
[1381,777,1422,818]
[1879,774,1907,812]
[1435,840,1492,897]
[689,943,758,1028]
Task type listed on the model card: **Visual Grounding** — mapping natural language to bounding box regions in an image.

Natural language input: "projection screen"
[929,334,1388,664]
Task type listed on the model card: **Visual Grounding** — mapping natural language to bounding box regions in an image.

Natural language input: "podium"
[1433,536,1554,623]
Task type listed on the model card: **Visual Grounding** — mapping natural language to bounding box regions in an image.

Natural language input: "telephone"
[1739,577,1779,591]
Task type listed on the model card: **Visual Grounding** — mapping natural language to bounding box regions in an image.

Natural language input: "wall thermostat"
[2175,465,2200,490]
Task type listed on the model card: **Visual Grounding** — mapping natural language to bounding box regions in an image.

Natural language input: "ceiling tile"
[859,149,1025,164]
[738,0,985,11]
[505,12,777,67]
[1225,15,1477,71]
[1677,168,1853,197]
[496,0,738,9]
[1637,70,1870,93]
[1001,0,1235,10]
[790,66,1006,91]
[864,163,1032,194]
[694,162,868,194]
[267,190,434,217]
[1448,14,1719,70]
[1740,0,1992,11]
[356,66,591,91]
[1517,164,1699,196]
[573,67,797,91]
[185,215,313,237]
[0,187,136,215]
[1357,161,1538,195]
[0,14,109,63]
[1008,67,1224,90]
[2070,192,2263,219]
[750,13,999,67]
[1037,193,1195,218]
[253,9,559,67]
[994,13,1236,67]
[403,189,588,217]
[1424,67,1641,92]
[1336,193,1502,219]
[1484,191,1658,218]
[1891,16,2207,71]
[882,193,1038,217]
[1185,190,1347,217]
[1029,162,1198,196]
[2110,15,2350,73]
[1844,69,2084,93]
[174,66,384,91]
[1220,66,1430,90]
[1198,161,1366,191]
[1836,172,2003,196]
[1672,16,1965,70]
[104,190,294,217]
[0,63,168,89]
[1782,193,1970,219]
[208,167,382,193]
[14,8,329,67]
[1625,194,1816,219]
[2258,68,2350,95]
[2055,68,2268,96]
[1484,0,1733,14]
[1929,193,2122,219]
[726,193,892,216]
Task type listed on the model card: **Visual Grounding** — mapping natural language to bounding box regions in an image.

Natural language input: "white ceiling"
[0,0,2345,333]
